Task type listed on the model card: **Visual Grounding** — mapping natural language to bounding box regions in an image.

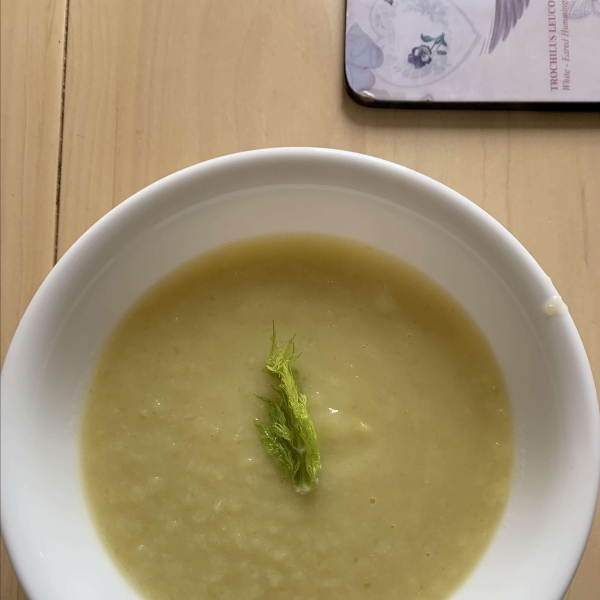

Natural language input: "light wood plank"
[0,0,66,359]
[0,0,68,598]
[51,0,600,598]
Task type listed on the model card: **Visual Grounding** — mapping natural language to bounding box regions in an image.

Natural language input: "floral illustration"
[345,23,384,92]
[407,45,432,68]
[351,0,481,91]
[408,33,447,69]
[403,0,448,23]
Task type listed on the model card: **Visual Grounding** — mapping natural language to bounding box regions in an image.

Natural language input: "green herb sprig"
[254,325,321,494]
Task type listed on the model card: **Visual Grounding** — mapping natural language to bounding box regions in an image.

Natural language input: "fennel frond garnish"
[254,326,321,494]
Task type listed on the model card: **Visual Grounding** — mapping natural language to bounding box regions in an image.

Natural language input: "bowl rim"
[1,147,598,600]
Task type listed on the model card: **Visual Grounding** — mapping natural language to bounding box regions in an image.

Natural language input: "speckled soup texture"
[81,234,513,600]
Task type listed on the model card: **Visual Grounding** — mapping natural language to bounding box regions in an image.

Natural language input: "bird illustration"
[488,0,531,53]
[568,0,600,18]
[380,0,534,54]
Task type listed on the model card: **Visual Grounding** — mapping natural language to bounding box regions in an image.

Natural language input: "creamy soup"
[82,235,513,600]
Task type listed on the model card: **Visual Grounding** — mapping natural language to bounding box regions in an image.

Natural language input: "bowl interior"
[2,150,598,600]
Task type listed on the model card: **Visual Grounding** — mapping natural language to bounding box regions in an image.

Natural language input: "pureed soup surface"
[82,235,513,600]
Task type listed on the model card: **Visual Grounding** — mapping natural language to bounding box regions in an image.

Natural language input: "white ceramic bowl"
[2,148,598,600]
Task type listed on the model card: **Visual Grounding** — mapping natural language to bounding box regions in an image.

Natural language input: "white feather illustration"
[568,0,600,18]
[488,0,531,53]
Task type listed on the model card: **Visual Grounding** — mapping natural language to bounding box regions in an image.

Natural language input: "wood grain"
[2,0,599,598]
[0,0,67,359]
[1,0,67,598]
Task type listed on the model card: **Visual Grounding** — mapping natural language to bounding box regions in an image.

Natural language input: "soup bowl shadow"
[1,148,598,600]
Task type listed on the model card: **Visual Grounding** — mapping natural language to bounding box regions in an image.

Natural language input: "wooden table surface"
[1,1,599,598]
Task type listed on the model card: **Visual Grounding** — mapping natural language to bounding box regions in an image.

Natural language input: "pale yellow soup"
[82,235,513,600]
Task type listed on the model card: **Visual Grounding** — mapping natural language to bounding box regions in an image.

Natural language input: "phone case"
[345,0,600,109]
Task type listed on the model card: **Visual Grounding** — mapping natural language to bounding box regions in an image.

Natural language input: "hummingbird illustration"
[568,0,600,18]
[488,0,531,53]
[380,0,534,54]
